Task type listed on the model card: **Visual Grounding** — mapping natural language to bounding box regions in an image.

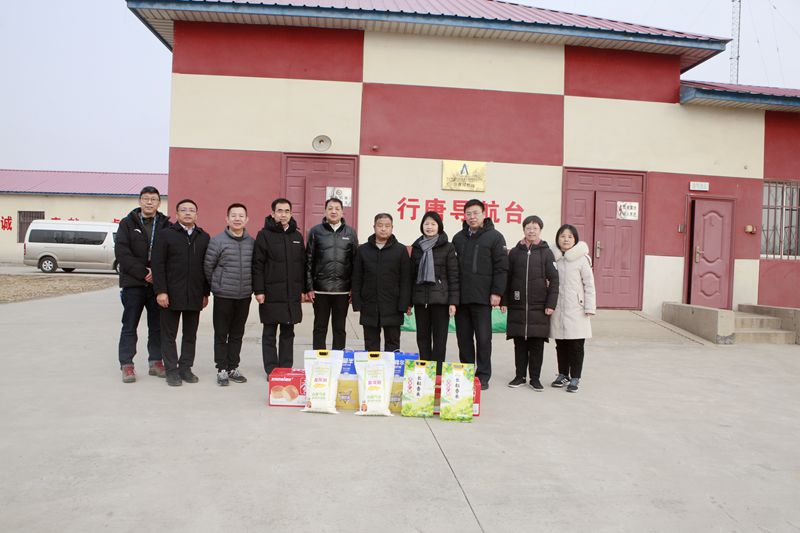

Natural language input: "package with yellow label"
[354,351,395,416]
[401,360,437,417]
[336,350,359,410]
[301,350,344,414]
[440,362,475,422]
[389,352,419,413]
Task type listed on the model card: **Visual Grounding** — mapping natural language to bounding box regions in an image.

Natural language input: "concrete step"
[735,329,797,344]
[734,312,784,330]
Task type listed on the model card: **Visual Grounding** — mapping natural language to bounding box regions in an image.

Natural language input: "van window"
[29,229,107,245]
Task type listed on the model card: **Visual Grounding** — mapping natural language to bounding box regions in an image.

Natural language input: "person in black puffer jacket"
[253,198,306,378]
[452,199,508,389]
[501,215,559,391]
[151,199,211,386]
[351,213,411,352]
[305,198,358,349]
[410,211,459,374]
[114,186,170,383]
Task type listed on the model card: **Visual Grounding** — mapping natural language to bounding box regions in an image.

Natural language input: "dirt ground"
[0,274,118,304]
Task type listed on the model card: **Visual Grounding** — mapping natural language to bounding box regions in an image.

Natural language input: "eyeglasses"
[178,208,197,214]
[140,197,159,204]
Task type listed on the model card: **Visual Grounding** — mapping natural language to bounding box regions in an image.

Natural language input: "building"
[128,0,800,316]
[0,169,168,262]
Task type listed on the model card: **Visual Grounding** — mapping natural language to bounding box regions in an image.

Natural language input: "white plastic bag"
[354,351,395,416]
[302,350,344,414]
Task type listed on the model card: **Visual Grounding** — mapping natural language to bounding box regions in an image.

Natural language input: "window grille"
[762,182,800,259]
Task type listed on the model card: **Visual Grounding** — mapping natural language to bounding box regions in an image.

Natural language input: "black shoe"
[567,378,580,393]
[530,378,544,392]
[507,377,526,388]
[480,381,489,391]
[217,370,229,386]
[551,374,569,388]
[179,369,199,384]
[166,371,182,387]
[228,368,247,383]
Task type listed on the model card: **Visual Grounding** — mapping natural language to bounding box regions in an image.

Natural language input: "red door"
[284,155,358,236]
[563,189,595,250]
[593,192,643,309]
[690,199,734,309]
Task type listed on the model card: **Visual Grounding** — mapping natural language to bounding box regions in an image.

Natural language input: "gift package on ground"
[389,352,420,413]
[435,363,479,421]
[354,351,395,416]
[302,350,345,414]
[401,360,437,418]
[336,351,359,410]
[268,368,306,407]
[439,362,476,422]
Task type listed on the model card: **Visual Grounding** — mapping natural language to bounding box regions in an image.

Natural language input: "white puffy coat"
[549,241,596,340]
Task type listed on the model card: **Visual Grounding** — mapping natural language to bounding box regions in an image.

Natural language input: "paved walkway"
[1,287,798,532]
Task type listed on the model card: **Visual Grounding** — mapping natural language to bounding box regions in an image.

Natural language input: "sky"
[0,0,798,174]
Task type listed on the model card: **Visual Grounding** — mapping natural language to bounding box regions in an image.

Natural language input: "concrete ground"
[1,286,799,532]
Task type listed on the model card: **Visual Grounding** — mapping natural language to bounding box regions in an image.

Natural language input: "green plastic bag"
[401,308,507,333]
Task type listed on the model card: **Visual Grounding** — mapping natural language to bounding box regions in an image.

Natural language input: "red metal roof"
[682,80,800,99]
[0,169,168,196]
[180,0,725,41]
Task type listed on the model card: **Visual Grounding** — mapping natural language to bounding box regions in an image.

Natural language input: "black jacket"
[305,218,358,293]
[114,208,170,288]
[502,240,559,339]
[253,216,305,325]
[351,234,412,327]
[151,222,211,311]
[452,218,508,305]
[410,233,460,306]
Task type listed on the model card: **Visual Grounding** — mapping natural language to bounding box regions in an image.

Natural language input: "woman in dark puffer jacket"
[410,211,459,375]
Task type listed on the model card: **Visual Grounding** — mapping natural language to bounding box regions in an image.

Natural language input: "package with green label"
[440,362,475,422]
[354,351,395,416]
[401,360,437,417]
[301,350,344,414]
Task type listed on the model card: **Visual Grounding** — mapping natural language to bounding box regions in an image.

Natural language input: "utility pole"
[730,0,742,83]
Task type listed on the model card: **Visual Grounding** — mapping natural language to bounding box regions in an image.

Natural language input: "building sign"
[326,186,352,207]
[689,181,710,191]
[0,216,12,231]
[616,201,639,221]
[441,160,487,192]
[396,197,524,224]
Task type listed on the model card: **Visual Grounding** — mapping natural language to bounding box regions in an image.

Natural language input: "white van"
[23,220,119,273]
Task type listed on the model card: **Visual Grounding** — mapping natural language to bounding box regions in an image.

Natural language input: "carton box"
[268,368,306,407]
[433,375,481,417]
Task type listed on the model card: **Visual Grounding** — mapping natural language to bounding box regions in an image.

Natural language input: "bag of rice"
[354,351,395,416]
[440,362,475,422]
[389,352,419,413]
[336,351,359,410]
[302,350,344,414]
[401,360,437,418]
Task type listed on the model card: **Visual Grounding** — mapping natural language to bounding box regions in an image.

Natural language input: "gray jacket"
[204,228,255,299]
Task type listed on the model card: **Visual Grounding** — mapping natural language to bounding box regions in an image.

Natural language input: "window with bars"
[17,211,45,243]
[762,182,800,260]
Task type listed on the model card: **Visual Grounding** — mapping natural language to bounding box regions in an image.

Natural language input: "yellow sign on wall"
[441,160,487,192]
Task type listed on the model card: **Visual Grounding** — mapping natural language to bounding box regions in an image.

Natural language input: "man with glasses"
[305,197,358,350]
[115,186,171,383]
[452,199,508,390]
[151,199,211,387]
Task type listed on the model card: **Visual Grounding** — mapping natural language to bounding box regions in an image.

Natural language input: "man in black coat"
[114,186,171,383]
[305,197,358,350]
[452,199,509,390]
[351,213,411,352]
[151,199,211,387]
[253,198,306,378]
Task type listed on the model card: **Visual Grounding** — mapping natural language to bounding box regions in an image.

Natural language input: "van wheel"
[61,268,75,273]
[39,256,57,273]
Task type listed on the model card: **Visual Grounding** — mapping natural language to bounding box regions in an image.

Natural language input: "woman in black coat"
[410,211,459,375]
[501,215,559,391]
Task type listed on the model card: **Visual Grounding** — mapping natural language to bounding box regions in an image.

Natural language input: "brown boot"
[121,364,136,383]
[149,360,166,378]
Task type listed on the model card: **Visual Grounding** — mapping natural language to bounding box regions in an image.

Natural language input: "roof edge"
[680,85,800,112]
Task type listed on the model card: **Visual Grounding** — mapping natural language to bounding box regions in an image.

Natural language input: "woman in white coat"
[549,224,596,393]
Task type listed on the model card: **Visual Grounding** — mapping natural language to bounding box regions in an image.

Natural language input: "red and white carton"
[433,375,481,417]
[268,368,306,407]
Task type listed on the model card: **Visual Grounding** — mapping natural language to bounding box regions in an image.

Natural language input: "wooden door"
[594,192,643,309]
[690,199,734,309]
[563,189,595,250]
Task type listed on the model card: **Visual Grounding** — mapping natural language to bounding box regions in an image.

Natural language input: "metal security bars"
[17,211,45,243]
[762,182,800,260]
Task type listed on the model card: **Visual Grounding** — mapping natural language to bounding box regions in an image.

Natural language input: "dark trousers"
[118,286,162,367]
[555,338,585,379]
[262,322,295,375]
[363,325,401,352]
[455,304,493,384]
[160,309,200,373]
[213,296,250,371]
[513,337,545,380]
[415,304,450,375]
[312,293,349,349]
